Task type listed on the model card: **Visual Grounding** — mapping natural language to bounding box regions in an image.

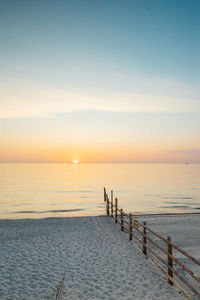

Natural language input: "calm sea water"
[0,163,200,219]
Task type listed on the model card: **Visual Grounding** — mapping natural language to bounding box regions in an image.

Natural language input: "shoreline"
[0,211,200,221]
[134,211,200,217]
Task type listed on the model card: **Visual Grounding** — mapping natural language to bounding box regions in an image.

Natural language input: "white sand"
[136,214,200,296]
[136,214,200,259]
[0,215,199,299]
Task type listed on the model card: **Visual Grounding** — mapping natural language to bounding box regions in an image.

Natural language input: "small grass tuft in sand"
[51,272,66,300]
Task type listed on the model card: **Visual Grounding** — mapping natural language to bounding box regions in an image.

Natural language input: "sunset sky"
[1,0,200,163]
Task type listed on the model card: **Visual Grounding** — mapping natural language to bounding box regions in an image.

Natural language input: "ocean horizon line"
[0,161,200,164]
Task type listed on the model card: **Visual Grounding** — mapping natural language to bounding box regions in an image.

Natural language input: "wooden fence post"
[106,194,108,214]
[111,197,113,218]
[106,195,110,216]
[167,236,173,285]
[129,213,132,240]
[143,222,147,256]
[111,190,113,201]
[115,198,118,223]
[104,187,106,201]
[121,209,124,231]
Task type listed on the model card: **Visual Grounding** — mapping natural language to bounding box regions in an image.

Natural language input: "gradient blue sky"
[0,0,200,162]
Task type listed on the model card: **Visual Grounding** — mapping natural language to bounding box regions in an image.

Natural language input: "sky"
[0,0,200,163]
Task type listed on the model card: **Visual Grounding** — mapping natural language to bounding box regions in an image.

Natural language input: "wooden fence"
[104,187,200,300]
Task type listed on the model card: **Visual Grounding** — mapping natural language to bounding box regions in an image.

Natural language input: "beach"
[1,0,200,298]
[0,214,199,299]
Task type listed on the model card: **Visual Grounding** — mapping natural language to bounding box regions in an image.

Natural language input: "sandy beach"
[1,0,200,298]
[0,214,199,300]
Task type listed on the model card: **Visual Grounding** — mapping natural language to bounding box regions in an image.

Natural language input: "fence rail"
[104,187,200,300]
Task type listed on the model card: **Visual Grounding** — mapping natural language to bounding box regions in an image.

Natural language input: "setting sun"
[73,160,79,164]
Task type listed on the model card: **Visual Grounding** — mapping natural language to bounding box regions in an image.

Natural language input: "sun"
[73,160,79,164]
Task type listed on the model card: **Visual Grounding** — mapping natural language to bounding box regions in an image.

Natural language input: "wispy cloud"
[0,76,200,118]
[170,149,200,162]
[172,149,200,158]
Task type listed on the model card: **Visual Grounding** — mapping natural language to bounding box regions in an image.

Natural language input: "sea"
[0,163,200,219]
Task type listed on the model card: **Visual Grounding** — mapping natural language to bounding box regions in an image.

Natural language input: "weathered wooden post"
[111,190,113,201]
[129,213,133,240]
[106,194,110,216]
[115,198,118,223]
[111,198,113,217]
[106,194,107,214]
[143,222,147,256]
[104,187,106,201]
[121,209,124,231]
[167,236,173,285]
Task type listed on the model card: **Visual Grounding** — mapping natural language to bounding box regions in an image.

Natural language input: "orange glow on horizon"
[0,141,195,163]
